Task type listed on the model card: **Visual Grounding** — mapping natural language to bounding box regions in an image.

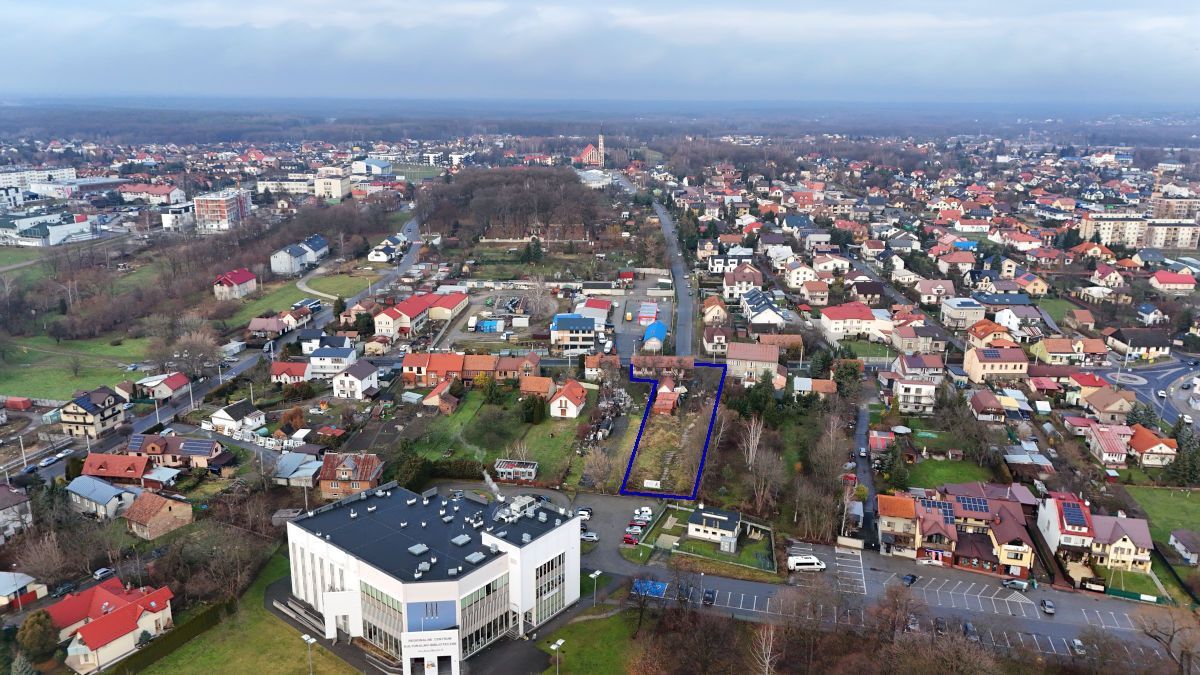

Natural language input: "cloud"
[0,0,1197,104]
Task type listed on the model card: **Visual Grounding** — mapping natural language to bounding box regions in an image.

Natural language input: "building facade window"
[534,553,565,626]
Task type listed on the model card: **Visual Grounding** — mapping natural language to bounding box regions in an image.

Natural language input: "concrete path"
[295,267,339,300]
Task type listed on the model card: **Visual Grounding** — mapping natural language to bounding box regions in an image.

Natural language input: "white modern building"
[0,166,76,189]
[287,488,581,675]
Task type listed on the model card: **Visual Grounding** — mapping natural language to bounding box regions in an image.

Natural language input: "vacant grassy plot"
[842,340,893,357]
[908,459,991,488]
[538,610,647,675]
[1037,298,1077,324]
[1126,487,1200,545]
[226,282,312,327]
[304,273,380,299]
[678,533,775,571]
[0,336,151,399]
[410,391,488,457]
[1094,565,1161,597]
[393,164,445,181]
[0,247,43,267]
[145,554,355,675]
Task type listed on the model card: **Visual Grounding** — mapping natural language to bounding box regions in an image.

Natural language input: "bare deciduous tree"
[741,414,765,468]
[15,531,71,583]
[583,448,615,492]
[509,439,530,462]
[746,622,781,675]
[1137,606,1200,674]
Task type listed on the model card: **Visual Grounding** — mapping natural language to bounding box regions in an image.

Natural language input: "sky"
[4,0,1200,106]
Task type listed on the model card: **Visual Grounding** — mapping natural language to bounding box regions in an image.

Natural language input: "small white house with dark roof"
[209,399,265,435]
[333,361,380,400]
[687,505,742,551]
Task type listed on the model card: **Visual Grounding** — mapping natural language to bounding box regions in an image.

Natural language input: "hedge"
[110,599,236,674]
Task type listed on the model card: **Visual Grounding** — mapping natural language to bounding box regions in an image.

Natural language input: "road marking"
[753,595,758,611]
[765,597,770,613]
[738,593,745,609]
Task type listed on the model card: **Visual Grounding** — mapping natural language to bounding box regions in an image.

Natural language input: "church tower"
[597,133,605,168]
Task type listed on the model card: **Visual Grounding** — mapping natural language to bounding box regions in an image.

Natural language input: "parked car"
[634,506,653,518]
[901,574,918,587]
[962,621,980,642]
[92,567,114,581]
[55,448,74,459]
[1039,599,1056,615]
[1001,579,1029,592]
[577,507,592,521]
[1070,638,1086,656]
[50,582,78,598]
[625,526,644,535]
[20,465,37,475]
[581,532,599,542]
[37,456,58,468]
[622,534,639,546]
[1158,390,1168,398]
[703,589,716,606]
[859,447,867,458]
[1185,415,1195,425]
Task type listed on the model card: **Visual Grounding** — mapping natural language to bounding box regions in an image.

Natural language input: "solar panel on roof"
[1062,502,1088,527]
[982,349,1000,359]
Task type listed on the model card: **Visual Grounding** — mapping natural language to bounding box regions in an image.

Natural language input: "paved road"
[652,202,694,356]
[850,259,965,351]
[1092,355,1199,428]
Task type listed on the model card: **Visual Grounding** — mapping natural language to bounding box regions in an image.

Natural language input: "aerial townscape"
[1,3,1200,675]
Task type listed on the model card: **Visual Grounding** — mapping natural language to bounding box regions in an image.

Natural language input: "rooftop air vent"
[496,530,507,539]
[367,505,377,513]
[406,498,417,506]
[430,557,437,565]
[488,544,498,554]
[448,568,458,576]
[414,571,423,579]
[325,534,330,540]
[538,512,547,522]
[451,534,471,547]
[376,490,386,497]
[418,562,430,572]
[408,543,429,555]
[350,509,357,519]
[400,522,408,528]
[522,533,531,544]
[465,551,486,565]
[442,515,454,523]
[421,521,427,528]
[439,509,446,516]
[555,519,561,526]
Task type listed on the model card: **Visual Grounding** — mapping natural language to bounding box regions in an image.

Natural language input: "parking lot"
[884,572,1041,618]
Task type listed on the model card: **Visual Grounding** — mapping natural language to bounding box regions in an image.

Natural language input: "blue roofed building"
[642,320,668,352]
[271,244,310,276]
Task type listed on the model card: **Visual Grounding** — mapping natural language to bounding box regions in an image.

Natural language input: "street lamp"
[550,639,565,675]
[589,570,602,607]
[300,634,317,675]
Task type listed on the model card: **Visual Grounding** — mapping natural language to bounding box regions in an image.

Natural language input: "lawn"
[392,164,445,181]
[1094,564,1161,597]
[410,391,489,457]
[0,247,44,267]
[304,273,381,299]
[0,336,152,399]
[145,554,355,675]
[1037,298,1077,324]
[619,545,652,564]
[907,459,992,488]
[842,340,893,358]
[1125,487,1200,546]
[226,282,312,327]
[538,610,647,675]
[677,532,775,571]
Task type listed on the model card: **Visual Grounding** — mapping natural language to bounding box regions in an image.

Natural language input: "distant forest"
[414,167,611,241]
[3,101,1200,146]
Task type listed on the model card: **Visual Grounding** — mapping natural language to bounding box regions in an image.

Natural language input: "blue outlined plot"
[618,361,727,500]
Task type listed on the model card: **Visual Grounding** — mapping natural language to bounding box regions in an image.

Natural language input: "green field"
[304,273,381,299]
[678,533,774,571]
[842,340,893,358]
[0,336,152,399]
[393,164,445,181]
[1094,564,1161,597]
[0,247,43,268]
[907,459,992,488]
[1037,298,1077,323]
[538,610,646,675]
[146,554,355,675]
[227,282,311,327]
[1125,487,1200,546]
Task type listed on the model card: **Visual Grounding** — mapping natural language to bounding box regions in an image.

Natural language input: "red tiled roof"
[550,379,587,408]
[1152,270,1196,285]
[821,301,874,321]
[76,586,173,650]
[214,268,257,286]
[271,361,310,378]
[82,453,149,480]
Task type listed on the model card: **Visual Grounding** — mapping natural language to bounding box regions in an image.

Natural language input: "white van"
[787,555,827,572]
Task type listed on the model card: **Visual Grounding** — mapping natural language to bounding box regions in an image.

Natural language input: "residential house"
[801,280,829,306]
[969,389,1006,423]
[549,314,596,355]
[1084,423,1133,467]
[783,261,818,289]
[583,354,620,382]
[270,244,309,276]
[270,360,312,385]
[877,494,919,559]
[82,454,150,487]
[702,326,731,355]
[519,375,556,400]
[740,289,787,334]
[246,316,287,340]
[650,377,682,415]
[461,354,499,383]
[1083,386,1136,425]
[1107,328,1171,360]
[891,354,945,384]
[725,342,783,388]
[1091,515,1153,572]
[915,279,956,306]
[819,301,880,343]
[209,399,265,435]
[422,379,460,414]
[937,251,976,276]
[894,379,937,415]
[318,452,384,500]
[0,486,32,545]
[134,372,191,402]
[66,476,137,520]
[963,347,1029,384]
[47,578,173,674]
[495,352,542,380]
[549,379,587,419]
[125,434,225,470]
[791,377,838,400]
[1029,338,1101,366]
[966,319,1011,348]
[298,330,352,355]
[1149,270,1196,295]
[1136,303,1170,326]
[890,325,947,355]
[702,295,729,325]
[1127,424,1178,467]
[687,507,741,546]
[374,299,426,339]
[994,306,1046,343]
[722,262,763,300]
[1013,272,1049,297]
[940,298,986,331]
[212,268,258,300]
[1169,531,1200,566]
[812,254,850,274]
[1091,264,1126,289]
[340,298,381,327]
[59,387,126,439]
[1065,309,1096,331]
[332,361,380,400]
[124,492,193,540]
[1037,492,1097,572]
[309,346,358,379]
[849,281,886,306]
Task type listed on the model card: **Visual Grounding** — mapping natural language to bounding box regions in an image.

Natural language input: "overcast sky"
[4,0,1199,106]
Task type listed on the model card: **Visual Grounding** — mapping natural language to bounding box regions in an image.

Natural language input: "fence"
[1105,587,1166,605]
[110,599,237,674]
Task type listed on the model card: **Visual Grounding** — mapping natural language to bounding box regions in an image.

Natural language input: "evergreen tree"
[332,296,346,316]
[1126,403,1159,429]
[16,611,56,661]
